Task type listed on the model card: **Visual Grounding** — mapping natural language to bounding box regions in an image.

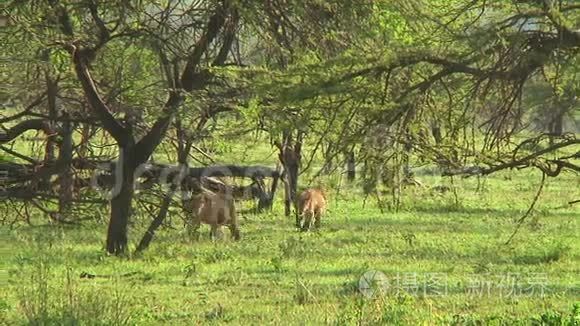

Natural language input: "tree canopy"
[1,0,578,254]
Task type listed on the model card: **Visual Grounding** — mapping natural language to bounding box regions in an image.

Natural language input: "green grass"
[1,168,579,325]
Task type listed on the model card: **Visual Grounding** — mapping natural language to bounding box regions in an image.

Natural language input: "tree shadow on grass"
[406,205,521,218]
[410,204,578,219]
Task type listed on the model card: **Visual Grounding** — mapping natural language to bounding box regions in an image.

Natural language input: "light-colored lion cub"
[296,188,327,231]
[186,190,240,240]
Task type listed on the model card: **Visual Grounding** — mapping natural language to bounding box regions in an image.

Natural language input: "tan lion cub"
[186,190,241,240]
[296,188,327,231]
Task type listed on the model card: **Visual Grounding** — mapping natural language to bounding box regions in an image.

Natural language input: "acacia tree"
[4,0,359,249]
[1,0,241,254]
[278,1,578,176]
[236,0,579,213]
[366,0,580,177]
[236,0,377,217]
[68,1,240,254]
[2,0,578,246]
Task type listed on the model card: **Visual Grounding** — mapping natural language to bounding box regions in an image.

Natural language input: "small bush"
[378,293,415,324]
[532,303,580,326]
[204,304,232,322]
[294,276,315,305]
[279,236,304,258]
[513,242,569,265]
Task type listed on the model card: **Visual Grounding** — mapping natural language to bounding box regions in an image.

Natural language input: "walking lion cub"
[296,188,327,231]
[186,189,241,240]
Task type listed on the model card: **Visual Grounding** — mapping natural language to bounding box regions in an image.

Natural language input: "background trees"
[1,0,578,253]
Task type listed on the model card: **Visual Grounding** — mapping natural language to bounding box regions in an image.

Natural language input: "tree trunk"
[278,131,302,219]
[283,176,292,217]
[106,147,136,255]
[552,106,565,136]
[258,170,280,212]
[346,150,356,182]
[548,104,566,146]
[287,164,299,211]
[281,152,300,217]
[431,122,442,144]
[321,143,334,175]
[58,114,73,214]
[402,129,414,183]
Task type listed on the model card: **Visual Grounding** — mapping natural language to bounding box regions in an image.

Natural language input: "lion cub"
[296,188,327,231]
[186,190,241,240]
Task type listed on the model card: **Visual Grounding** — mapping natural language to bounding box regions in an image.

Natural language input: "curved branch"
[0,119,54,144]
[0,146,37,164]
[0,92,46,124]
[213,6,239,66]
[47,0,74,36]
[443,138,580,176]
[87,0,110,49]
[69,45,129,146]
[180,4,228,91]
[542,0,580,46]
[134,3,230,165]
[505,172,546,245]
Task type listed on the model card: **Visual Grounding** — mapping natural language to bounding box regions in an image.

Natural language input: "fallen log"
[72,159,280,179]
[2,160,279,200]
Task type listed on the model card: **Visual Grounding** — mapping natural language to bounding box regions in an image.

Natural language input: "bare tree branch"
[68,44,129,146]
[0,119,54,144]
[0,92,47,124]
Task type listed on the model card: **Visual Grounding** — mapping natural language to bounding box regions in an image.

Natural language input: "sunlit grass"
[1,167,578,324]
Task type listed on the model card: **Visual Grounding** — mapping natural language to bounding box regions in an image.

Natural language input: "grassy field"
[0,164,578,325]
